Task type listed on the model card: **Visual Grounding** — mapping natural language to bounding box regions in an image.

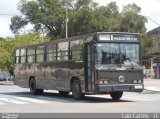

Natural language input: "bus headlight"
[133,80,142,84]
[95,80,109,84]
[104,80,109,84]
[133,80,138,84]
[135,85,143,89]
[138,80,142,83]
[99,81,103,84]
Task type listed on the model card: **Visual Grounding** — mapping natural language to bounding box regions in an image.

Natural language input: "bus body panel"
[42,62,57,90]
[68,60,85,93]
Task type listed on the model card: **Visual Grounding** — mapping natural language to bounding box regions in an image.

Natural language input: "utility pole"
[65,1,68,39]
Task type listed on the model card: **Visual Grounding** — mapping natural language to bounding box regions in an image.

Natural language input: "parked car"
[0,72,4,81]
[0,71,13,81]
[0,76,4,81]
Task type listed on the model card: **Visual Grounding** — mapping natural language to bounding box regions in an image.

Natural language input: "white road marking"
[0,98,28,104]
[0,102,5,105]
[14,97,49,103]
[0,92,159,105]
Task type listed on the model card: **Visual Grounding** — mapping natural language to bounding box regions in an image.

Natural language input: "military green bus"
[14,32,144,100]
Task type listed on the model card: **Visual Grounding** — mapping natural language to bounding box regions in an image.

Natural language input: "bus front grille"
[97,70,142,84]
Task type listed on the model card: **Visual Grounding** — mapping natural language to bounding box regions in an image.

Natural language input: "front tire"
[71,80,84,99]
[59,91,70,95]
[29,78,43,95]
[110,91,123,100]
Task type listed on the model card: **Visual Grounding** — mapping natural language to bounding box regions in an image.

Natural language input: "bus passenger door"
[84,43,94,92]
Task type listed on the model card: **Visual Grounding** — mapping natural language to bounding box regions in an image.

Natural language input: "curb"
[0,81,14,85]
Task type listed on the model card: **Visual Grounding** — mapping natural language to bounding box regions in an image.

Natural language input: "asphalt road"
[0,84,160,113]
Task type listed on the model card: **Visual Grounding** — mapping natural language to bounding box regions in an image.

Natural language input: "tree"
[0,33,48,73]
[141,35,153,54]
[68,6,94,36]
[10,1,147,39]
[68,2,120,36]
[119,3,147,33]
[10,0,66,39]
[91,2,120,32]
[10,0,98,39]
[74,0,97,10]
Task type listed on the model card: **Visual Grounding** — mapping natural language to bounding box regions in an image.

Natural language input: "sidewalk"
[0,81,14,85]
[144,78,160,92]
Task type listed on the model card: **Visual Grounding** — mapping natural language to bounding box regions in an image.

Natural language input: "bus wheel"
[37,89,44,95]
[59,91,69,95]
[29,78,43,95]
[71,80,83,99]
[110,91,123,100]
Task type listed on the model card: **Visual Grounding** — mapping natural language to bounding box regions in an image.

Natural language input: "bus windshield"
[95,43,140,67]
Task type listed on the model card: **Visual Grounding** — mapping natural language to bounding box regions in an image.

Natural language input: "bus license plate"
[114,85,130,91]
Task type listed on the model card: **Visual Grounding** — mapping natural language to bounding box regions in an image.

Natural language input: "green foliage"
[141,35,153,54]
[10,15,28,34]
[90,2,120,32]
[120,3,147,33]
[68,6,94,36]
[123,3,141,13]
[0,33,49,73]
[10,1,147,39]
[74,0,96,10]
[10,0,66,39]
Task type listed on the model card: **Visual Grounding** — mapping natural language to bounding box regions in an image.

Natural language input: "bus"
[14,32,144,100]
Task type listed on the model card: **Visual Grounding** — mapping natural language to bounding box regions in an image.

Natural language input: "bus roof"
[15,32,140,50]
[97,32,140,35]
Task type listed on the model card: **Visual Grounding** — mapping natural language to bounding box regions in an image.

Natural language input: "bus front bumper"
[97,84,144,93]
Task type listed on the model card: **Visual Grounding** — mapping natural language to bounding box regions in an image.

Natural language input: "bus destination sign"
[99,34,138,41]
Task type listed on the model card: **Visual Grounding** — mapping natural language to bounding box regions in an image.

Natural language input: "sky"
[0,0,160,38]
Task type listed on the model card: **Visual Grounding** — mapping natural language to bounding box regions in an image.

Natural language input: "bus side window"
[20,48,26,63]
[36,45,45,62]
[57,42,69,61]
[15,49,20,64]
[46,44,56,62]
[70,39,83,60]
[27,47,35,63]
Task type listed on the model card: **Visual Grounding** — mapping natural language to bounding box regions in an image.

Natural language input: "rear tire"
[29,78,43,95]
[110,91,123,100]
[37,89,44,95]
[71,80,84,99]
